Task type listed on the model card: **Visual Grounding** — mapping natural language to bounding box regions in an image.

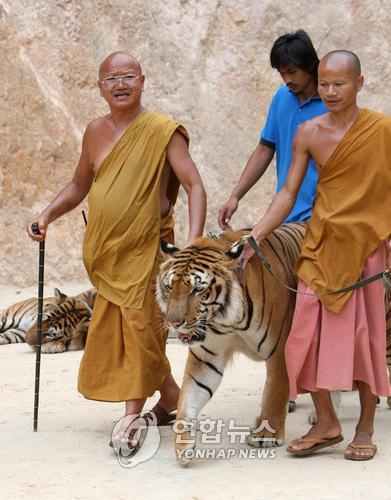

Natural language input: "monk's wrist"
[251,225,266,244]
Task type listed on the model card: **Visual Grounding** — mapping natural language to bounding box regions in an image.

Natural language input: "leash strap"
[241,235,388,297]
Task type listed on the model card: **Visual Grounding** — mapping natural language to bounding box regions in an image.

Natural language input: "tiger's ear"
[79,299,93,316]
[225,244,244,260]
[53,288,67,303]
[160,240,181,256]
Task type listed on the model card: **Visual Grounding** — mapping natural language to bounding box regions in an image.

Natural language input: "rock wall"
[1,0,390,286]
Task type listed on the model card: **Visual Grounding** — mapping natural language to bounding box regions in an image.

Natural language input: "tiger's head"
[25,288,93,348]
[157,237,245,344]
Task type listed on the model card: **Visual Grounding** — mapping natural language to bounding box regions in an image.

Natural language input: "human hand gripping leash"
[236,234,391,295]
[31,222,45,432]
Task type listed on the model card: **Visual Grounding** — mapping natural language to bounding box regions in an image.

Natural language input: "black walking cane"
[82,210,87,227]
[31,222,45,432]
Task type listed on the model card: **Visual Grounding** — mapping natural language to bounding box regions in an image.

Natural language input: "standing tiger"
[157,224,391,466]
[0,288,96,353]
[157,223,306,465]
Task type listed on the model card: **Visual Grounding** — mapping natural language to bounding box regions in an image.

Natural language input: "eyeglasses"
[101,74,141,90]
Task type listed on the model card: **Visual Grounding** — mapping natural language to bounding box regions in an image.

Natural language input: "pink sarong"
[285,243,391,399]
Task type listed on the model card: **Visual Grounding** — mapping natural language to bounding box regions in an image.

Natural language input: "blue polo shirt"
[260,85,327,223]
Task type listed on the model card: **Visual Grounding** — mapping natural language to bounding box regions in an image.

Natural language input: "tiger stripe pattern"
[0,288,96,354]
[157,223,306,465]
[0,297,44,345]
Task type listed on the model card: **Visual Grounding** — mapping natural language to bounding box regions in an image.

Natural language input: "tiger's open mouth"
[178,332,194,342]
[177,330,206,345]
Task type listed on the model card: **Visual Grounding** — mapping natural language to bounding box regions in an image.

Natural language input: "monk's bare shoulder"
[79,114,113,174]
[84,114,112,141]
[294,117,320,148]
[296,113,331,149]
[300,112,331,132]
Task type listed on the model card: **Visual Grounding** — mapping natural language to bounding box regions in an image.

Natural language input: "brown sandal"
[143,403,176,426]
[287,434,344,456]
[344,443,377,461]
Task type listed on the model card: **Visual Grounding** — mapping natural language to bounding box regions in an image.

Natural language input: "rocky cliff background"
[1,0,390,286]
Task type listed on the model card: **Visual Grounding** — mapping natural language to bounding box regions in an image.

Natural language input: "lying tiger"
[157,224,391,466]
[0,288,96,353]
[157,223,306,465]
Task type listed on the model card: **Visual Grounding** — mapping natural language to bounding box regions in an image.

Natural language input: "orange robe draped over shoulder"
[82,110,188,309]
[296,109,391,313]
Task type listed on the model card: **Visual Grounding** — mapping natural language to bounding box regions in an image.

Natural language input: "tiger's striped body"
[0,288,96,353]
[0,297,45,345]
[158,223,306,465]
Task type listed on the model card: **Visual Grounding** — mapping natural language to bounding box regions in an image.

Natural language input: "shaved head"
[317,50,364,112]
[99,52,142,78]
[320,50,361,77]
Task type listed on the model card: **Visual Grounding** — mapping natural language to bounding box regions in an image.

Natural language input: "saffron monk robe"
[27,52,207,449]
[241,50,391,461]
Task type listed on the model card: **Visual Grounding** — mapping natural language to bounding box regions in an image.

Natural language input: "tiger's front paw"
[247,417,284,448]
[173,419,196,467]
[41,341,66,354]
[67,341,85,351]
[288,400,296,413]
[175,442,196,466]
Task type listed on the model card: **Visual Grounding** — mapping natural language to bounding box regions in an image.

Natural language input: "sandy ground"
[1,284,391,500]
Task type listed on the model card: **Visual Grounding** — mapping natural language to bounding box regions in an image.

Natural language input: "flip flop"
[109,415,148,450]
[287,434,344,456]
[344,443,377,461]
[143,403,176,426]
[109,404,176,447]
[117,425,148,459]
[110,428,140,450]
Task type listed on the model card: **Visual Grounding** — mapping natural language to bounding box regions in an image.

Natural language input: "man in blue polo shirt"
[218,29,327,228]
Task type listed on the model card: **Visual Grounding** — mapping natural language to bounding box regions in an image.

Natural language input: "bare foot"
[344,430,377,460]
[111,414,147,450]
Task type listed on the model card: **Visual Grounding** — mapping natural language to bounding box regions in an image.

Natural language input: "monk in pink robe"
[242,50,391,460]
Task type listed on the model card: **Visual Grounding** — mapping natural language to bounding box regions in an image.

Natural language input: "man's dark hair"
[270,29,319,81]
